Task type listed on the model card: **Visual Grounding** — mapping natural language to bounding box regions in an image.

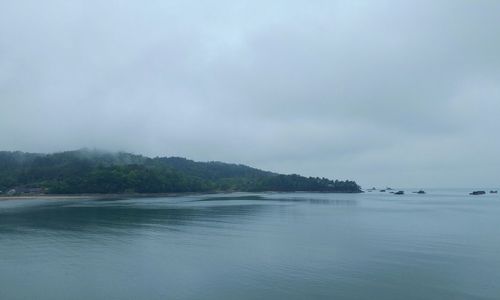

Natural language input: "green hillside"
[0,149,361,194]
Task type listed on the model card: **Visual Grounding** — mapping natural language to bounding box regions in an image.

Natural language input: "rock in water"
[470,191,486,195]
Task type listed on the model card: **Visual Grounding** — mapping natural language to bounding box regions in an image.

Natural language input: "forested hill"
[0,149,362,194]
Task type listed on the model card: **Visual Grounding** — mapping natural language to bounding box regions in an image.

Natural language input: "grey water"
[1,190,499,300]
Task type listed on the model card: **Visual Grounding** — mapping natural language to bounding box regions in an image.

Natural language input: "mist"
[1,0,499,188]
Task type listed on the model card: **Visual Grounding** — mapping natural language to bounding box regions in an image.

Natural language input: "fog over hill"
[0,149,361,194]
[1,1,499,187]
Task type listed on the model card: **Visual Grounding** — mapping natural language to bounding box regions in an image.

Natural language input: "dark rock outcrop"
[470,191,486,195]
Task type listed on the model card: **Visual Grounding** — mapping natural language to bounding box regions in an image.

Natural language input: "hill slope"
[0,149,361,194]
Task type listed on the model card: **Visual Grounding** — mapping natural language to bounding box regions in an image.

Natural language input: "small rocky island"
[470,191,486,195]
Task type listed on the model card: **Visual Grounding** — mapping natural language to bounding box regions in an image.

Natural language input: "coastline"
[0,190,362,201]
[0,195,99,201]
[0,192,211,201]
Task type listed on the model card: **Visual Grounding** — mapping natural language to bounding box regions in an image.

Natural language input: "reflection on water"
[0,191,499,300]
[0,199,268,234]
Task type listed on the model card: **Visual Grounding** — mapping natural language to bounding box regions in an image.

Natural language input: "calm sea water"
[1,190,499,300]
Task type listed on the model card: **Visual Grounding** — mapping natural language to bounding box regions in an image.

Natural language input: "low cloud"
[1,0,499,187]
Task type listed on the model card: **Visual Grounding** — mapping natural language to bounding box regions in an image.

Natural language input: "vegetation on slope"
[0,149,361,194]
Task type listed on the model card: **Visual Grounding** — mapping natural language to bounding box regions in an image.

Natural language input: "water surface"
[1,190,499,299]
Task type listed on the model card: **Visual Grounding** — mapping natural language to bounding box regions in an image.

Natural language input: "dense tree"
[0,149,361,194]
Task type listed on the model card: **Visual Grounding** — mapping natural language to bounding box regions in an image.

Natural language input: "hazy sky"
[1,0,499,188]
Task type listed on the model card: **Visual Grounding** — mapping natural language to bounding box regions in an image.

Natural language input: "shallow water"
[1,190,499,299]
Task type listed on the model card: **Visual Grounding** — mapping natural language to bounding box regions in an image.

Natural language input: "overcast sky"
[1,0,499,188]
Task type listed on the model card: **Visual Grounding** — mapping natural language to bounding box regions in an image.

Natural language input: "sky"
[1,0,499,188]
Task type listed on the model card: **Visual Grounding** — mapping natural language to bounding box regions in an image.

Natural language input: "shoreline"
[0,190,363,201]
[0,192,215,201]
[0,195,100,201]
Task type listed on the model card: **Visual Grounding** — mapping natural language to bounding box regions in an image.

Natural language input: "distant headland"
[0,149,362,196]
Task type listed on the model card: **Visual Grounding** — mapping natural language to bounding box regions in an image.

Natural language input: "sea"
[1,189,499,299]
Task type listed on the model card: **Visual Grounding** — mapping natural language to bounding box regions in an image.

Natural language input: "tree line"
[0,149,361,194]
